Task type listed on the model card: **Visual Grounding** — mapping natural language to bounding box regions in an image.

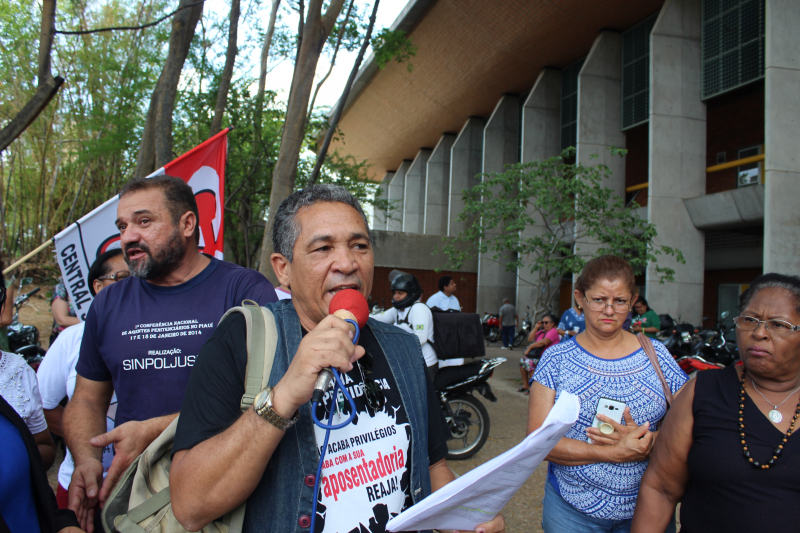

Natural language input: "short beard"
[125,229,186,280]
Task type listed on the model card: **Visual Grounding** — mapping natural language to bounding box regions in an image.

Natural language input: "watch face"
[254,388,271,411]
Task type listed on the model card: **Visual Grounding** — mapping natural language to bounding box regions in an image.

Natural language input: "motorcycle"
[8,278,46,370]
[659,320,698,359]
[513,306,532,348]
[482,313,501,344]
[433,357,506,460]
[677,312,737,374]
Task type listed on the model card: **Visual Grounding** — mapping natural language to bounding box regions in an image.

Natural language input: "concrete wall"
[477,95,520,314]
[424,134,456,235]
[646,0,706,324]
[387,160,411,232]
[574,31,627,260]
[517,69,562,314]
[576,31,626,198]
[764,0,800,273]
[372,172,392,230]
[403,149,432,233]
[371,230,478,272]
[448,118,484,237]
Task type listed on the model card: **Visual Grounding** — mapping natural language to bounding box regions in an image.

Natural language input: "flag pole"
[3,238,55,275]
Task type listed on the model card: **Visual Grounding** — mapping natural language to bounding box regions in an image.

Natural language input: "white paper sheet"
[386,392,580,532]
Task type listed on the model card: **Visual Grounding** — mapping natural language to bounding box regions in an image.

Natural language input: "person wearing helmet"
[373,271,438,380]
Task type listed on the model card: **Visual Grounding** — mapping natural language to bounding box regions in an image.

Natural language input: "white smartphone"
[588,397,626,444]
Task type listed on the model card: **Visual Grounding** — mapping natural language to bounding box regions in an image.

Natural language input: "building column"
[764,0,800,272]
[372,172,393,230]
[517,69,562,314]
[646,0,706,324]
[403,149,432,234]
[575,31,627,253]
[448,118,483,237]
[477,95,520,314]
[387,161,411,232]
[424,134,456,235]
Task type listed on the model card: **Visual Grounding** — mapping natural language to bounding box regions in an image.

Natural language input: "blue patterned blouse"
[533,337,688,520]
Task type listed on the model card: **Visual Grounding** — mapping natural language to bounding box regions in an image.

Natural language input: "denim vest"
[243,300,434,533]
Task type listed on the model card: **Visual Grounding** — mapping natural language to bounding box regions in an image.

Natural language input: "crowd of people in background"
[2,177,800,533]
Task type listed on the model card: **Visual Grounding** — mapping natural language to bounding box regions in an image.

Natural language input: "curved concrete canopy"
[332,0,664,180]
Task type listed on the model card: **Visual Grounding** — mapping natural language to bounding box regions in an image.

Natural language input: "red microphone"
[328,289,370,330]
[312,290,369,402]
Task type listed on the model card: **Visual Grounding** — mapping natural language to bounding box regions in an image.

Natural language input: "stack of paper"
[386,392,580,532]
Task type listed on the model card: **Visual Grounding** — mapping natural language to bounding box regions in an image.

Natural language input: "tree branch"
[308,0,379,185]
[0,76,64,152]
[56,0,205,35]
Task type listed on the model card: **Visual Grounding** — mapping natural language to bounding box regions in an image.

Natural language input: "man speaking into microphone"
[170,185,505,533]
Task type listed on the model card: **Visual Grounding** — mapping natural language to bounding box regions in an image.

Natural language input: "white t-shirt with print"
[37,322,117,489]
[0,351,47,434]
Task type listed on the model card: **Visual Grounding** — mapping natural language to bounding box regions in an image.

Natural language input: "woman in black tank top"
[630,274,800,532]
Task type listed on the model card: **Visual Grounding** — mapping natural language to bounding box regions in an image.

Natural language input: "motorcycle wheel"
[444,395,490,460]
[513,330,526,347]
[487,326,500,343]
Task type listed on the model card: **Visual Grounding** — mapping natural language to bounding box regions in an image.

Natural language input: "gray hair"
[272,184,372,262]
[739,273,800,314]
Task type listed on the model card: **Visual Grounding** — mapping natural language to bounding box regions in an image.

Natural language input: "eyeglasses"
[357,352,386,411]
[733,316,800,336]
[97,270,131,282]
[541,320,553,325]
[582,294,631,313]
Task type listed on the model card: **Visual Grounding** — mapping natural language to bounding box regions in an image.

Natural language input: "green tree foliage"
[443,148,685,316]
[370,28,415,71]
[0,0,402,269]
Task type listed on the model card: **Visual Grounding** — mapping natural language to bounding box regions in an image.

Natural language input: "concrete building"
[338,0,798,324]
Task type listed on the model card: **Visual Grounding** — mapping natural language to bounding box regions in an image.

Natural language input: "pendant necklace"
[750,377,800,424]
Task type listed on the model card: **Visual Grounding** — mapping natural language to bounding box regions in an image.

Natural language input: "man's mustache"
[123,242,151,259]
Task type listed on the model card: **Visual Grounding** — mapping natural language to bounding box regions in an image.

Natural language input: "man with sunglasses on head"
[64,175,276,532]
[170,185,506,533]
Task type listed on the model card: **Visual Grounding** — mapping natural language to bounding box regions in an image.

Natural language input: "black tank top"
[680,365,800,532]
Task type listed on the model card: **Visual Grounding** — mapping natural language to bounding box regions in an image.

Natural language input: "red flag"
[54,128,231,318]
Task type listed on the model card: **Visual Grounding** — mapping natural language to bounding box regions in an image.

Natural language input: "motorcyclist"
[372,271,438,380]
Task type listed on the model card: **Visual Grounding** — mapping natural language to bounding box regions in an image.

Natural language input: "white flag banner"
[53,129,230,320]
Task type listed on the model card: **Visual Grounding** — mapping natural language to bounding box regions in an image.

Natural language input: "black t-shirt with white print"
[174,314,449,533]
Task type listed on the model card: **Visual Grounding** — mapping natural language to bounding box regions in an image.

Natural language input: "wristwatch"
[253,386,300,431]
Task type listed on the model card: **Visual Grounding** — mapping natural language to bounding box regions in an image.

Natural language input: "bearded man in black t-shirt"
[169,185,506,533]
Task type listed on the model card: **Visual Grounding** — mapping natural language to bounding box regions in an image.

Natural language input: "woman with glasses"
[518,313,559,394]
[527,255,688,533]
[632,273,800,533]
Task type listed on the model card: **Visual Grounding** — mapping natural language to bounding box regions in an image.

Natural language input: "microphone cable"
[309,318,360,532]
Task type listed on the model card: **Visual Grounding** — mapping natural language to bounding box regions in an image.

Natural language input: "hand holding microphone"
[312,290,370,403]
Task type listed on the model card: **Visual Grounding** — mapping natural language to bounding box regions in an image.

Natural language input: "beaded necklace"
[739,368,800,469]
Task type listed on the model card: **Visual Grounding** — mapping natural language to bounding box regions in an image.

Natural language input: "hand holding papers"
[386,392,579,532]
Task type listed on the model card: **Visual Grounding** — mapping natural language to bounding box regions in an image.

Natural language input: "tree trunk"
[309,0,379,186]
[252,0,281,149]
[305,0,354,126]
[134,0,204,177]
[209,0,240,136]
[257,0,346,280]
[38,0,56,84]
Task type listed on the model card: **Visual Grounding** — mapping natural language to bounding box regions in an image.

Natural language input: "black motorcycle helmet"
[390,270,422,310]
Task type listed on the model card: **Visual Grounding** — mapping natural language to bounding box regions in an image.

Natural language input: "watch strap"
[255,387,300,430]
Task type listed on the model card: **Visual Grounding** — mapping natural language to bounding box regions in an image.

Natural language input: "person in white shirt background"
[37,248,128,512]
[373,271,438,380]
[426,275,460,311]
